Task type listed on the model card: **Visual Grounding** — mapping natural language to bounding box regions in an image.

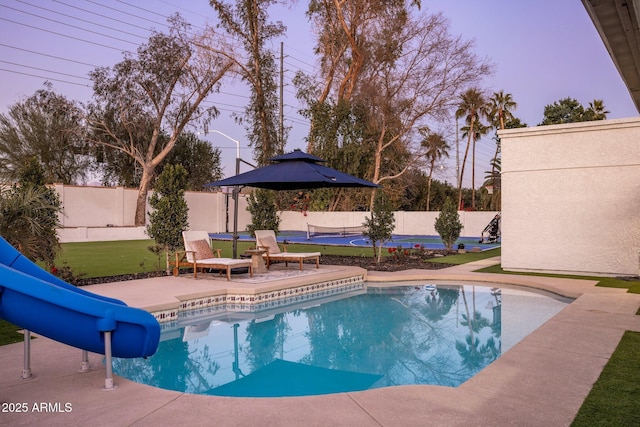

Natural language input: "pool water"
[113,284,569,397]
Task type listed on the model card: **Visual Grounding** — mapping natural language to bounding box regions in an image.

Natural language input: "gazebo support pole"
[233,186,239,259]
[232,155,240,259]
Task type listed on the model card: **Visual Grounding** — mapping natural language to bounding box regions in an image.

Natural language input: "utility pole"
[456,116,460,189]
[279,42,284,152]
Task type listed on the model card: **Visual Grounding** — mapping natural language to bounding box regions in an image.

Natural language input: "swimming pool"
[112,283,569,397]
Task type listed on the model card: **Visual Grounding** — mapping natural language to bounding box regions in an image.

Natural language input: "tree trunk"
[457,122,474,210]
[164,245,170,276]
[134,166,154,226]
[472,136,476,210]
[426,158,435,211]
[369,125,386,210]
[460,286,475,347]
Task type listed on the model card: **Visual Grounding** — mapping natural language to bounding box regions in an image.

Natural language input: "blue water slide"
[0,237,160,358]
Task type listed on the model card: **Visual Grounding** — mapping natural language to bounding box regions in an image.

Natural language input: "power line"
[0,43,98,68]
[0,4,140,46]
[115,0,208,32]
[52,0,155,33]
[83,0,168,29]
[114,0,173,21]
[0,2,318,137]
[0,60,91,81]
[0,17,133,52]
[16,0,148,41]
[0,68,90,87]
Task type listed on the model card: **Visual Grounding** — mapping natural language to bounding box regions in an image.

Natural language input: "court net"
[306,223,366,240]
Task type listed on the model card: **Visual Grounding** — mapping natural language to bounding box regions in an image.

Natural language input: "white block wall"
[52,185,498,243]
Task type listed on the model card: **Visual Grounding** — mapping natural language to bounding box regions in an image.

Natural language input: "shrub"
[246,188,280,236]
[363,191,395,262]
[434,197,463,250]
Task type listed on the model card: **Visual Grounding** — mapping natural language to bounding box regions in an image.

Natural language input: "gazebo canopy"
[206,149,379,190]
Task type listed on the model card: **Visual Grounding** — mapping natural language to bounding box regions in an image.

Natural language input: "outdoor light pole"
[210,130,245,259]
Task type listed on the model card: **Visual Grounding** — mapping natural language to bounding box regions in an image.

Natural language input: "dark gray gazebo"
[206,149,379,257]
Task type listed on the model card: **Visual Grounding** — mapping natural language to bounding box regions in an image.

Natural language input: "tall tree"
[469,121,490,210]
[96,131,222,191]
[162,132,223,191]
[299,9,492,208]
[209,0,286,166]
[482,155,501,210]
[487,90,516,131]
[486,91,516,203]
[302,0,416,161]
[420,130,450,211]
[455,88,487,210]
[88,15,236,225]
[586,99,609,120]
[0,83,89,185]
[539,97,608,125]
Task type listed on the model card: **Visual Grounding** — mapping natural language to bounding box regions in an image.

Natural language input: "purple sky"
[0,0,636,187]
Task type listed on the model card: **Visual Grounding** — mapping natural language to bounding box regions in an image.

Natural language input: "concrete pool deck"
[2,257,640,426]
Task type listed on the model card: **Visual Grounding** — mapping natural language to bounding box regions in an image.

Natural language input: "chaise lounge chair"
[255,230,321,271]
[174,231,253,280]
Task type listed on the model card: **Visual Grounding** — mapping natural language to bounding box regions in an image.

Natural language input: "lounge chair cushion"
[189,239,215,260]
[259,234,281,254]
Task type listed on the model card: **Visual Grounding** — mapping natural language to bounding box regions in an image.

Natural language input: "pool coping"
[2,257,640,426]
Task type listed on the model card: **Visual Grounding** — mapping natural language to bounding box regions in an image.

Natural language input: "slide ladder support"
[79,350,91,373]
[21,330,32,379]
[102,331,117,391]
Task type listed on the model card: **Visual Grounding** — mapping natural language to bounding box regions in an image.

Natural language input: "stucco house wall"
[500,117,640,276]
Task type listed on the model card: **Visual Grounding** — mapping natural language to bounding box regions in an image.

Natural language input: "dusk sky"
[0,0,636,187]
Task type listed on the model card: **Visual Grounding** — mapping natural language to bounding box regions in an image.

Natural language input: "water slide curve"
[0,237,159,358]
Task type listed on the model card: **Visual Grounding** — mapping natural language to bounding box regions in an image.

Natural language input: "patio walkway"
[2,257,640,426]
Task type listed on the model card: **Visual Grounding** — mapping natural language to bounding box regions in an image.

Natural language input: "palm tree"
[587,99,609,120]
[460,121,489,210]
[455,89,487,210]
[487,90,517,131]
[0,186,61,268]
[0,158,62,269]
[420,130,450,210]
[487,91,516,206]
[483,156,501,210]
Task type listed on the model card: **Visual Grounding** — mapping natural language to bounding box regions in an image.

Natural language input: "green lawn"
[53,239,379,278]
[427,247,501,265]
[571,331,640,426]
[475,263,640,295]
[54,240,164,278]
[50,239,502,279]
[0,319,27,345]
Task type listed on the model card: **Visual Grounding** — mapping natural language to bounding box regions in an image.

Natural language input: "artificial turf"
[571,331,640,426]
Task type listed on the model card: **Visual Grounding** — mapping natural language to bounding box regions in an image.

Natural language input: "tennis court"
[210,230,500,251]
